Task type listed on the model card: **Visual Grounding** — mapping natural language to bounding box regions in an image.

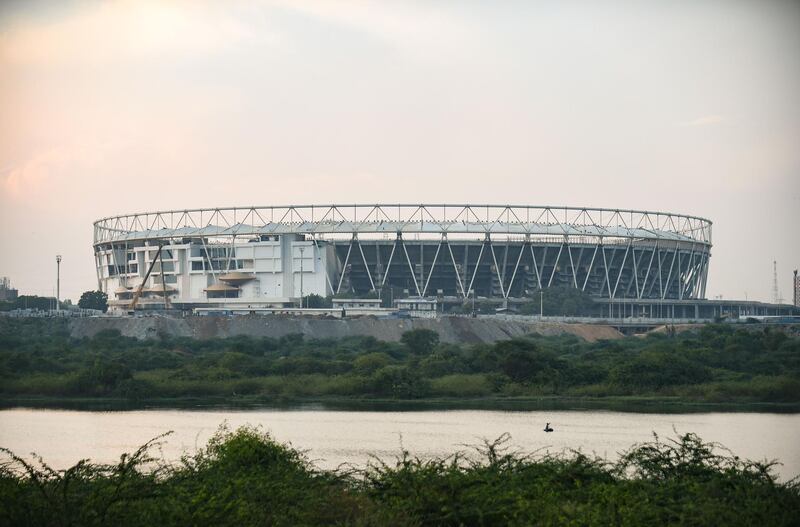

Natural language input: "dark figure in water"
[544,423,554,432]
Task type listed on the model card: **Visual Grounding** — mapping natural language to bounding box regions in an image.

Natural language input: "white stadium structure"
[93,204,713,313]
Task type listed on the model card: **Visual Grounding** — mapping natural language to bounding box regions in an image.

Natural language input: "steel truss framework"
[94,204,712,300]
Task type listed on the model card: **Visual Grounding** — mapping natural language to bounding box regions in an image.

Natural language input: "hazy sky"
[1,0,798,303]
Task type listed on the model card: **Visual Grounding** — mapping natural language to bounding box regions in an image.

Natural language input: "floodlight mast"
[56,255,62,312]
[299,246,305,309]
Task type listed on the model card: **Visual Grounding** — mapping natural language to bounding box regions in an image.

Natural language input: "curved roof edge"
[93,204,712,246]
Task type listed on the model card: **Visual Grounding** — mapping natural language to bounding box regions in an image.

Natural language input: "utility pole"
[794,269,798,308]
[470,288,475,317]
[540,289,544,320]
[56,255,62,312]
[299,246,304,309]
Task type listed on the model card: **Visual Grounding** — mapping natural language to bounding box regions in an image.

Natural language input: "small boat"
[544,423,554,432]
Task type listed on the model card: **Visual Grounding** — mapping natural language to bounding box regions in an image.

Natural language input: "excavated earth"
[67,316,623,343]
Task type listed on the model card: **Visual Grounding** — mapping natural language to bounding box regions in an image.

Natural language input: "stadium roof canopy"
[94,204,712,246]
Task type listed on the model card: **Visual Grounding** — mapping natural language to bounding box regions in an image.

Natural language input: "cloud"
[0,0,262,66]
[0,0,474,68]
[2,142,101,199]
[265,0,479,58]
[678,115,725,127]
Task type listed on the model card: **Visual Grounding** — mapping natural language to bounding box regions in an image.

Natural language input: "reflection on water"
[1,408,799,480]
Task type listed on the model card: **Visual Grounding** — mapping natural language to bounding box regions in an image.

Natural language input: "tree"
[354,352,392,375]
[0,295,55,311]
[401,329,439,355]
[518,286,597,317]
[78,290,108,312]
[303,294,332,308]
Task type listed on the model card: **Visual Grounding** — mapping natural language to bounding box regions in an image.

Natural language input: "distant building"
[331,298,382,310]
[0,277,18,302]
[394,297,438,312]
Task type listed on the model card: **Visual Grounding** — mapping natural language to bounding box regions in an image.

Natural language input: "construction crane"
[157,245,171,311]
[128,245,170,311]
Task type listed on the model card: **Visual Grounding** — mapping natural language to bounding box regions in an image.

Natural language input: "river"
[1,408,799,480]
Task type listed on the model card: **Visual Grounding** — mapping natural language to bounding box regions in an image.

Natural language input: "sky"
[0,0,798,303]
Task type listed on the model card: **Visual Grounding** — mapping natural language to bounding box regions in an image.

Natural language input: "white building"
[331,298,382,310]
[97,234,333,312]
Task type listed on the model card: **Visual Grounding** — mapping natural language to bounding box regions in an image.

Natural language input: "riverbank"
[3,394,800,413]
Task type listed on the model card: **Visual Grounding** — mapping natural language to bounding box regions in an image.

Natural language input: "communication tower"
[772,260,783,304]
[794,269,798,308]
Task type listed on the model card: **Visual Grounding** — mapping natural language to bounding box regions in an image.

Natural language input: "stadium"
[93,204,712,313]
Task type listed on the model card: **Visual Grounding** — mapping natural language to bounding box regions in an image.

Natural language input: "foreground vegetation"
[1,426,798,526]
[0,318,798,405]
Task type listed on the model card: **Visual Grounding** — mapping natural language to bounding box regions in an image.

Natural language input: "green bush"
[400,329,440,355]
[353,352,392,375]
[429,374,494,397]
[2,428,797,526]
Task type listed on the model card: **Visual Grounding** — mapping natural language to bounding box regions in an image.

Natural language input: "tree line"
[0,291,108,312]
[0,319,798,403]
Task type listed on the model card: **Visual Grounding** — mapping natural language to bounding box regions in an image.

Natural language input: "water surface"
[1,408,798,480]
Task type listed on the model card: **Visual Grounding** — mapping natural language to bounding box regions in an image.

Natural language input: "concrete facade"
[97,235,332,312]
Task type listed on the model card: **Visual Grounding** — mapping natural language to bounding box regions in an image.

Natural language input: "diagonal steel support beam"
[447,241,466,298]
[640,242,658,299]
[381,237,399,287]
[357,239,376,291]
[336,238,354,294]
[505,242,526,298]
[682,245,698,299]
[662,242,679,300]
[547,243,564,288]
[401,238,422,297]
[699,252,710,299]
[422,239,444,296]
[601,245,612,298]
[467,241,487,295]
[612,242,631,299]
[200,237,217,280]
[529,244,542,289]
[489,240,506,298]
[631,247,640,299]
[582,244,599,291]
[567,244,578,288]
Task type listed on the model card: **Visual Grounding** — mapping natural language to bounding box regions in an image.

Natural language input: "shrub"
[1,428,798,526]
[429,374,494,397]
[400,329,439,355]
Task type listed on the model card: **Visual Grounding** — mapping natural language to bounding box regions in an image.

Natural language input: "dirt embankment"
[649,323,800,338]
[68,316,622,344]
